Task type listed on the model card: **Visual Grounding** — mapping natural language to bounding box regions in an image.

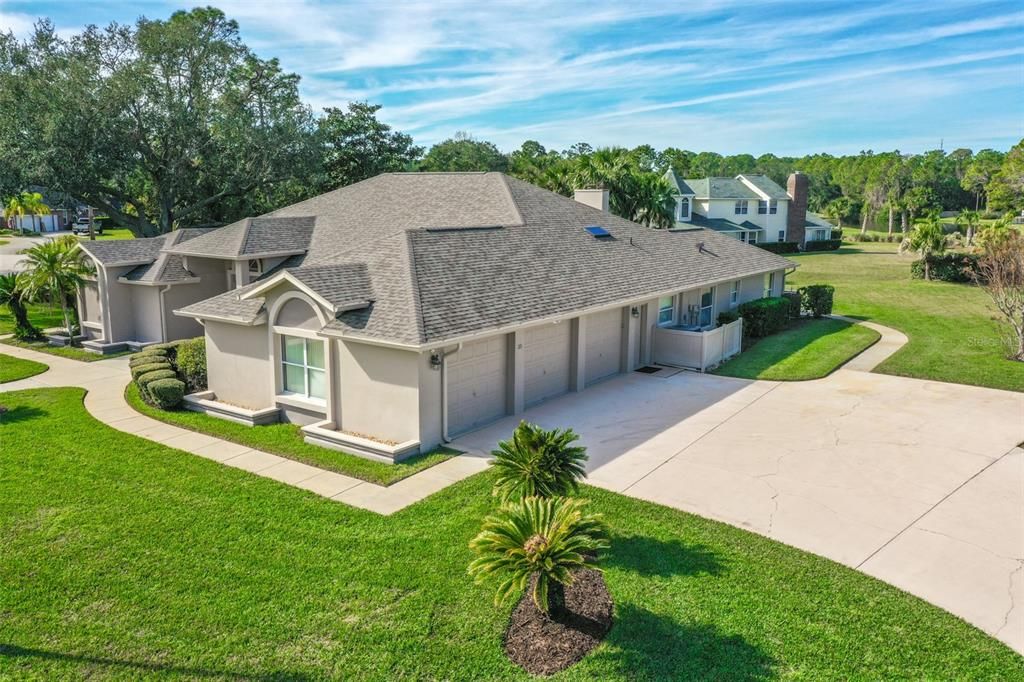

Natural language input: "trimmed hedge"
[781,290,802,318]
[910,253,982,283]
[131,361,172,381]
[175,337,207,392]
[717,310,739,326]
[799,284,835,318]
[757,241,800,254]
[804,239,842,251]
[737,297,790,339]
[137,369,178,396]
[129,351,168,368]
[147,378,185,409]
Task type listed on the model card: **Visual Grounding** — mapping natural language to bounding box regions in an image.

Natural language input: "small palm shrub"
[468,496,608,621]
[147,378,185,409]
[491,421,588,503]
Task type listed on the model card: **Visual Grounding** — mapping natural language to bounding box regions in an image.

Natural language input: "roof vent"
[585,225,612,239]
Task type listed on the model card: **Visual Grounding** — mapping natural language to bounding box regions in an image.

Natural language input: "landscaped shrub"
[131,361,172,381]
[129,350,168,368]
[737,297,790,339]
[831,228,843,240]
[175,337,207,392]
[804,239,842,252]
[137,369,178,397]
[910,253,982,283]
[147,378,185,409]
[781,290,802,318]
[799,284,835,318]
[757,241,799,254]
[717,310,739,326]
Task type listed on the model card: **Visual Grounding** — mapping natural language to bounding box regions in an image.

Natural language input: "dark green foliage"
[757,241,799,254]
[782,290,803,318]
[799,285,836,318]
[716,310,739,326]
[147,377,185,409]
[910,254,982,283]
[131,361,171,381]
[804,239,842,251]
[137,369,178,397]
[0,273,40,340]
[468,496,608,618]
[737,297,791,339]
[129,349,168,367]
[490,421,588,503]
[175,337,207,392]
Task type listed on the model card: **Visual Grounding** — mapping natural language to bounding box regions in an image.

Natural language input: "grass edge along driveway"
[1,386,1021,681]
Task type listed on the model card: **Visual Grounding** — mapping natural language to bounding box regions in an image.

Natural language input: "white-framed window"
[657,295,675,326]
[734,200,748,215]
[757,200,768,214]
[764,272,776,298]
[677,197,690,221]
[248,259,263,275]
[699,287,715,327]
[730,280,740,307]
[740,231,757,244]
[812,228,830,241]
[280,335,326,401]
[778,230,786,242]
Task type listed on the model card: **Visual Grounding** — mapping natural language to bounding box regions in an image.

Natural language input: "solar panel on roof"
[585,225,611,238]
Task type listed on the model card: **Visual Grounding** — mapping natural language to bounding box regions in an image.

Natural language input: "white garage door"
[447,336,508,435]
[585,308,623,385]
[524,322,572,407]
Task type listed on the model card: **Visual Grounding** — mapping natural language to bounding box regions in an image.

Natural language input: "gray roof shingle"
[165,217,315,258]
[176,173,794,345]
[120,229,215,283]
[739,174,790,200]
[78,234,169,265]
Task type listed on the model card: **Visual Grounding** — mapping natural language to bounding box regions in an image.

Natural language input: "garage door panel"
[585,308,623,385]
[524,323,572,406]
[448,336,508,435]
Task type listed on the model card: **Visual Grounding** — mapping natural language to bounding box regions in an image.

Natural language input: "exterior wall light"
[429,352,442,370]
[630,306,641,318]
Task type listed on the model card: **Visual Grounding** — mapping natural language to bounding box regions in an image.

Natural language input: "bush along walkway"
[0,343,488,515]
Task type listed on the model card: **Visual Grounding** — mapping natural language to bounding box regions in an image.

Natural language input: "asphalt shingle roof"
[176,173,794,345]
[78,234,169,265]
[120,229,215,283]
[739,174,790,200]
[664,169,696,195]
[684,177,761,200]
[685,214,763,233]
[166,217,315,258]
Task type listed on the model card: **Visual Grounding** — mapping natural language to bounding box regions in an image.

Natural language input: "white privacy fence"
[652,318,743,372]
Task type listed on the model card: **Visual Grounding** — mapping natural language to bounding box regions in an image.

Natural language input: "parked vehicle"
[72,217,102,236]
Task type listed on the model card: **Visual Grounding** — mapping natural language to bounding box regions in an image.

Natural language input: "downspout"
[438,343,463,443]
[157,284,172,342]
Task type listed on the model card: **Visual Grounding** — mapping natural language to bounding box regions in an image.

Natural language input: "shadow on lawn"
[606,534,725,577]
[0,405,47,424]
[0,643,311,681]
[591,604,775,681]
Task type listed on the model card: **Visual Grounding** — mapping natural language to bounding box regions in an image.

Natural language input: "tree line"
[1,8,1021,237]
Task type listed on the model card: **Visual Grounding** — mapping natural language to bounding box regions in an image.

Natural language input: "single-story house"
[157,173,795,462]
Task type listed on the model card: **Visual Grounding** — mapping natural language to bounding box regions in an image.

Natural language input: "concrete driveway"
[453,363,1024,653]
[0,234,54,273]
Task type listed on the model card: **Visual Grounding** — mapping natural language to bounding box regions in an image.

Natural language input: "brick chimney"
[787,172,808,246]
[574,188,609,212]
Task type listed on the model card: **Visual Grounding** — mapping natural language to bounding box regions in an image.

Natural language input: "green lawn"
[0,352,48,383]
[76,227,135,241]
[714,318,879,381]
[125,383,454,486]
[0,302,65,335]
[0,337,128,362]
[1,387,1021,680]
[788,242,1024,392]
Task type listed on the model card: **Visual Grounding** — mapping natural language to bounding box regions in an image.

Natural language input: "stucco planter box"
[301,420,420,464]
[182,391,280,426]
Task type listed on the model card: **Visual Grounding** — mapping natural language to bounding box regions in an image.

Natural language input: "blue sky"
[4,0,1022,155]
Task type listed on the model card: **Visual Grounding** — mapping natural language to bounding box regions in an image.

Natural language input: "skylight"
[585,225,611,238]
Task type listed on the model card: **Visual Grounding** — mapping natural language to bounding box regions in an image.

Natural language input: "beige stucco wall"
[205,320,272,409]
[103,266,136,342]
[79,279,101,324]
[130,285,163,344]
[337,340,421,444]
[163,284,204,341]
[418,355,443,450]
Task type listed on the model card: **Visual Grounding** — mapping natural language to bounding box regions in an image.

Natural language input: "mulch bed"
[504,568,613,676]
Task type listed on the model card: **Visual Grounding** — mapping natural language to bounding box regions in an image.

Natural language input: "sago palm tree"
[0,273,39,340]
[900,214,947,281]
[468,496,608,621]
[18,236,90,343]
[491,421,588,503]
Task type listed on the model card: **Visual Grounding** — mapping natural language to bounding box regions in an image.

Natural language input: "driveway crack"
[996,560,1023,637]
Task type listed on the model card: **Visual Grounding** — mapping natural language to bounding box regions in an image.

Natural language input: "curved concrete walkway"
[0,345,488,515]
[453,319,1024,654]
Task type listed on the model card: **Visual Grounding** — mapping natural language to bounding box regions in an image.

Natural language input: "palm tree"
[491,421,588,503]
[824,197,852,228]
[900,214,947,281]
[468,496,608,621]
[0,273,39,340]
[955,208,981,246]
[626,172,676,228]
[4,195,26,231]
[21,192,50,232]
[18,236,91,343]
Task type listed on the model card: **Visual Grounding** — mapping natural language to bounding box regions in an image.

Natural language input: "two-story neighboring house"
[665,170,830,249]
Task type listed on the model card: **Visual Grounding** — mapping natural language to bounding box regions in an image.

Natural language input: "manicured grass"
[713,318,879,381]
[0,352,48,383]
[0,302,65,335]
[0,337,128,362]
[75,227,134,241]
[788,241,1024,392]
[1,387,1021,680]
[124,382,454,486]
